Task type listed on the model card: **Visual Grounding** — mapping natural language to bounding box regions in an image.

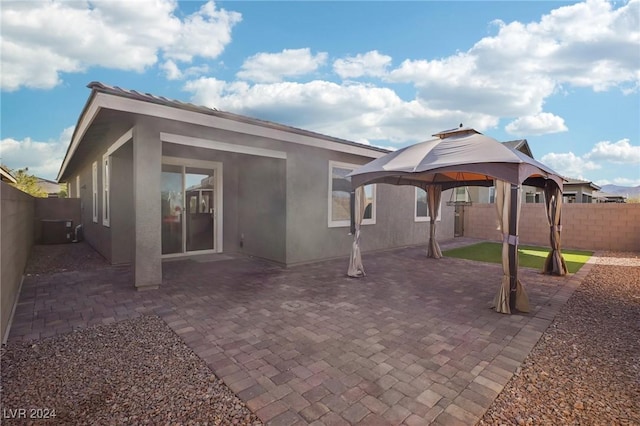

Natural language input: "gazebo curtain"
[493,180,530,314]
[427,185,443,258]
[543,182,568,275]
[347,186,366,277]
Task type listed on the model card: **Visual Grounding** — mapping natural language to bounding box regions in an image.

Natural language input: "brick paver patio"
[8,239,592,425]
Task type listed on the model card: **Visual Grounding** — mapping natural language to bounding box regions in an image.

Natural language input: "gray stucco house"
[57,82,453,289]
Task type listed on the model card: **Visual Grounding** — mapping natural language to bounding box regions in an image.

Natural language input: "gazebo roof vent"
[432,124,481,139]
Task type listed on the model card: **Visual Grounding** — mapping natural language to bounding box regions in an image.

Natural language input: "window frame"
[102,154,110,227]
[92,161,98,223]
[328,160,376,228]
[414,187,441,222]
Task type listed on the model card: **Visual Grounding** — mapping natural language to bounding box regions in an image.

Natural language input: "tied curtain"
[347,186,366,277]
[427,185,443,258]
[543,182,568,276]
[493,180,530,314]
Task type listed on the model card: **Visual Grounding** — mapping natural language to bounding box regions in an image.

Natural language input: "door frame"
[161,156,223,258]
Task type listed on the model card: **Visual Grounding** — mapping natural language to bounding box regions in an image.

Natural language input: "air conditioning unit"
[41,219,73,244]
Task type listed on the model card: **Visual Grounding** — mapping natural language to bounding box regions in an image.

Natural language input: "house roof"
[593,191,626,200]
[58,82,391,181]
[88,82,220,116]
[563,177,599,187]
[87,82,393,155]
[502,139,533,158]
[36,177,62,194]
[563,177,601,191]
[0,165,17,184]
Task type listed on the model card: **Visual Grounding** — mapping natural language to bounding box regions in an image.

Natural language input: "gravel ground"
[25,242,109,275]
[1,316,262,425]
[480,252,640,425]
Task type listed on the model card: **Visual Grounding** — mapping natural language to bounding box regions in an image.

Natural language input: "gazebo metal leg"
[509,184,518,312]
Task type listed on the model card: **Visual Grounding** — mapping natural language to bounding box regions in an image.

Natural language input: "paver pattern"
[9,239,592,425]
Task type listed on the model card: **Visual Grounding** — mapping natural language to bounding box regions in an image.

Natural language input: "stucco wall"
[110,142,134,264]
[1,182,35,341]
[63,112,457,270]
[285,146,455,265]
[237,156,287,263]
[464,203,640,251]
[70,148,112,261]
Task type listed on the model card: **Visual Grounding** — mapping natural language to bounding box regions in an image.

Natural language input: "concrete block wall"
[1,182,35,341]
[464,203,640,251]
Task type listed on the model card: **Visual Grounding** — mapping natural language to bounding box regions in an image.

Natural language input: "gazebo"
[347,127,568,314]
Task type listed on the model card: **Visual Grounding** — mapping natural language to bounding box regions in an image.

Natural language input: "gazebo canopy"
[350,128,562,191]
[346,127,567,314]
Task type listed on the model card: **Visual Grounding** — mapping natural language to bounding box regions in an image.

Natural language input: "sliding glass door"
[185,167,215,252]
[161,165,184,255]
[161,159,222,256]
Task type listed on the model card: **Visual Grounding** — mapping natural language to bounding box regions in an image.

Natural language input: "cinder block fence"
[1,182,81,341]
[1,182,35,341]
[463,203,640,252]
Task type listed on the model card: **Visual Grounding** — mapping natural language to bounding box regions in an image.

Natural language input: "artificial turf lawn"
[443,242,593,273]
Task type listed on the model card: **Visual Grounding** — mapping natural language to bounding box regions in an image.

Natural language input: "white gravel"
[480,251,640,425]
[1,315,262,425]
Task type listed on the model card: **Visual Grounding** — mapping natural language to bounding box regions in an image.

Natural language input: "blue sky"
[1,0,639,187]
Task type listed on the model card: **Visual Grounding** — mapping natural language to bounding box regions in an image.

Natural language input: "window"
[76,175,80,198]
[415,188,441,222]
[455,187,470,202]
[92,161,98,223]
[102,155,110,227]
[489,186,495,204]
[328,161,375,227]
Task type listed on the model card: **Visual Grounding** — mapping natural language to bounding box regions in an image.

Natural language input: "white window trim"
[328,160,376,228]
[414,187,441,222]
[92,161,98,223]
[76,175,80,198]
[102,154,110,227]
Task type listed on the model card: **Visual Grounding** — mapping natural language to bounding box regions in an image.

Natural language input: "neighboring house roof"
[593,191,627,201]
[58,82,390,181]
[0,166,17,183]
[36,177,62,195]
[502,139,534,158]
[563,177,601,191]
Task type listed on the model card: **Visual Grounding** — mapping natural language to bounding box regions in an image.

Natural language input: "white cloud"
[540,152,601,180]
[1,0,240,91]
[163,1,241,63]
[333,50,392,79]
[0,126,74,180]
[541,137,640,181]
[161,60,211,80]
[236,48,328,83]
[161,60,183,80]
[584,139,640,164]
[184,77,498,144]
[505,113,568,136]
[386,0,639,133]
